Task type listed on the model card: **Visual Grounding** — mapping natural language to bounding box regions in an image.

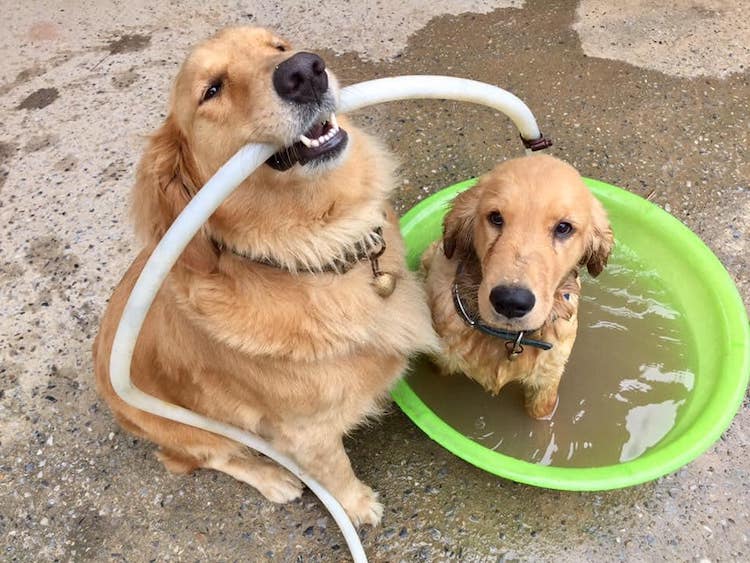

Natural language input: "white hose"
[108,76,545,562]
[338,75,542,141]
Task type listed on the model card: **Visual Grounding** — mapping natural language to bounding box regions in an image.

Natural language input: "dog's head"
[170,26,347,175]
[132,27,354,271]
[443,154,613,331]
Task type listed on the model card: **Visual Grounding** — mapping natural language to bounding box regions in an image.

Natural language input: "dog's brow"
[271,39,291,51]
[200,71,227,89]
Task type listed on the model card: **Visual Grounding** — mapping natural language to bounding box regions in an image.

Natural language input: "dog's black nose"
[489,285,536,318]
[273,52,328,104]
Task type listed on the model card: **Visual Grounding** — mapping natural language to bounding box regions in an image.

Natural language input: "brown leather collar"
[213,226,385,274]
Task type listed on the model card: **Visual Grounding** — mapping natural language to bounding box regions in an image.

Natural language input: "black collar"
[213,226,384,275]
[452,261,553,356]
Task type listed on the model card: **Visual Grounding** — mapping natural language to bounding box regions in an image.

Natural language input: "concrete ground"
[1,0,748,560]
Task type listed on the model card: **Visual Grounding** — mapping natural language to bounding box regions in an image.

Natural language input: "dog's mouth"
[477,307,533,332]
[266,113,349,171]
[488,317,542,334]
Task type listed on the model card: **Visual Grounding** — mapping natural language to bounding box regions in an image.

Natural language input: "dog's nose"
[273,52,328,104]
[489,285,536,319]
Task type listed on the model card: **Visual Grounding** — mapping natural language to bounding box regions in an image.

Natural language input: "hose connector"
[521,133,554,151]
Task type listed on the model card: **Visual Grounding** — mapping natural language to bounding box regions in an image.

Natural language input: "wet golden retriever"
[93,27,437,526]
[423,155,613,418]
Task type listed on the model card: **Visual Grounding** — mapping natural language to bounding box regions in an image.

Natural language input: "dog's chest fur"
[435,309,578,395]
[152,219,436,426]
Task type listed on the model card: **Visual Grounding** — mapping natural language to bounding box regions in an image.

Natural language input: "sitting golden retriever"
[423,155,613,418]
[93,27,437,526]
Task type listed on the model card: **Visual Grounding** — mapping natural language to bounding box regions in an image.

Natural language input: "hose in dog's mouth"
[266,113,349,171]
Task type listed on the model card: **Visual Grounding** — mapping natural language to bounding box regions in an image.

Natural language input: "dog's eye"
[487,211,504,227]
[554,221,574,238]
[275,44,287,52]
[201,81,222,104]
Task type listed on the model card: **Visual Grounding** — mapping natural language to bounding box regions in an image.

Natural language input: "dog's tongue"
[305,122,325,138]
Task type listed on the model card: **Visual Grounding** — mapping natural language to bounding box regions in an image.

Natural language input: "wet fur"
[93,27,437,526]
[423,155,613,418]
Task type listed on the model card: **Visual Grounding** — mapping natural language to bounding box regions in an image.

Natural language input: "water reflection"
[620,399,684,462]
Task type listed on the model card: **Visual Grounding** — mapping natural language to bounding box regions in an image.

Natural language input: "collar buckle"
[505,331,525,360]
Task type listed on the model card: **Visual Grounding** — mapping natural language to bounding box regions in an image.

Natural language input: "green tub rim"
[393,177,750,491]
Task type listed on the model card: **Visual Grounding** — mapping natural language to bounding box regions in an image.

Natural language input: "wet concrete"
[1,0,748,561]
[16,88,59,111]
[106,34,151,56]
[574,0,750,79]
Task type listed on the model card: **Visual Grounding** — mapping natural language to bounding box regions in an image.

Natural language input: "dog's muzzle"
[267,52,349,171]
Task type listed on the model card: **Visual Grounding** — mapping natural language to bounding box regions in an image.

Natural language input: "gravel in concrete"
[1,1,748,561]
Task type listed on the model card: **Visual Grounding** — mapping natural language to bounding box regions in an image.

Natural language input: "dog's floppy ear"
[132,115,218,274]
[581,197,614,277]
[443,187,480,259]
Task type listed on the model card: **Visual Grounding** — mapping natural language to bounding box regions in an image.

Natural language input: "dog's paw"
[526,393,559,420]
[254,465,304,504]
[155,449,199,474]
[342,484,383,527]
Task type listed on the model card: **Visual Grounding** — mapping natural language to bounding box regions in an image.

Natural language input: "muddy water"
[407,245,696,467]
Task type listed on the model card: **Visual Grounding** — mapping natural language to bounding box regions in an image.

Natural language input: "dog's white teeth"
[318,131,335,144]
[324,126,340,142]
[300,114,341,149]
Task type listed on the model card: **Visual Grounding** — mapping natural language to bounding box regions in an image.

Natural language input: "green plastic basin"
[394,178,749,491]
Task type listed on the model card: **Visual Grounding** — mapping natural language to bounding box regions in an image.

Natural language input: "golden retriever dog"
[93,27,437,526]
[423,155,613,419]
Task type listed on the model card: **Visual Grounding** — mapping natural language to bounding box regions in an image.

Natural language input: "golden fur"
[93,27,437,526]
[423,155,613,418]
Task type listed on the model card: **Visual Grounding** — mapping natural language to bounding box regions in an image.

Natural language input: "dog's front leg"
[273,428,383,527]
[523,353,568,419]
[524,316,578,418]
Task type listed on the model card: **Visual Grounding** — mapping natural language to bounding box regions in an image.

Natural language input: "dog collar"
[452,262,553,359]
[213,226,397,297]
[214,226,383,274]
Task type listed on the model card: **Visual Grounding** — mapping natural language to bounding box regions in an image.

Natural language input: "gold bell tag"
[372,271,396,297]
[368,234,396,298]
